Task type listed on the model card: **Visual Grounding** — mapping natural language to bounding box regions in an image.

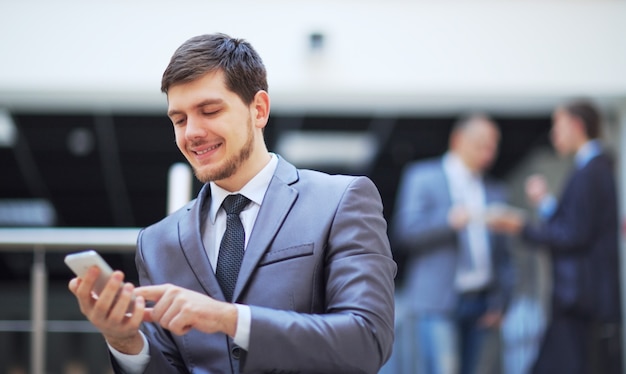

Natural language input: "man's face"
[166,71,257,186]
[457,120,500,173]
[550,108,579,157]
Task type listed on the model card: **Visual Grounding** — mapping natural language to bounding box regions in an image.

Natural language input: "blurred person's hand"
[525,174,549,207]
[486,206,525,235]
[448,204,470,230]
[479,311,503,328]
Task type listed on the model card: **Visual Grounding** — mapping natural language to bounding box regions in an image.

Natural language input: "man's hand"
[448,204,471,230]
[68,267,146,354]
[486,206,525,235]
[525,174,549,208]
[479,311,503,328]
[135,284,239,337]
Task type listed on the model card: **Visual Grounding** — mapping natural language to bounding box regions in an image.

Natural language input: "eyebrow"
[167,99,224,118]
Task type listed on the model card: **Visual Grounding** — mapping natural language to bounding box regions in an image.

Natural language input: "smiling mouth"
[194,143,221,155]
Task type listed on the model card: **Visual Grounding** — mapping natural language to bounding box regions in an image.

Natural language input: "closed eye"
[202,110,220,117]
[171,117,186,127]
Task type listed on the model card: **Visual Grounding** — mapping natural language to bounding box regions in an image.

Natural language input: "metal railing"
[0,227,141,374]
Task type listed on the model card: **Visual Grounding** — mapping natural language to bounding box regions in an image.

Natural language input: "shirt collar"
[208,153,278,224]
[443,152,478,180]
[575,139,602,169]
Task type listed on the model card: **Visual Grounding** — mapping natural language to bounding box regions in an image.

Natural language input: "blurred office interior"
[0,1,625,372]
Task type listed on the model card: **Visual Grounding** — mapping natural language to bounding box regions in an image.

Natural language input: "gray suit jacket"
[115,156,397,374]
[391,157,513,314]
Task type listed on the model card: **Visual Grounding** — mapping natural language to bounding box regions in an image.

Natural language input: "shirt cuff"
[233,304,251,350]
[537,195,557,219]
[108,331,150,373]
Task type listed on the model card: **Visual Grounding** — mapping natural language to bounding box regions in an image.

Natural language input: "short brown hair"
[562,99,601,139]
[161,33,268,105]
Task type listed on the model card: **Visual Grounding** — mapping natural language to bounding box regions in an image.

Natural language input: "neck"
[451,152,477,174]
[573,137,592,154]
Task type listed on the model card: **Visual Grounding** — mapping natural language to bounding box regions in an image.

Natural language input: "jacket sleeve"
[522,165,599,252]
[391,162,457,253]
[242,177,397,374]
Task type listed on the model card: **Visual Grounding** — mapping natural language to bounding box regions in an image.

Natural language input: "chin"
[194,164,237,184]
[553,145,570,157]
[192,166,214,184]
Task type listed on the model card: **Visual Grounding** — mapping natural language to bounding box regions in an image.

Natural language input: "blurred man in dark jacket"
[489,99,622,374]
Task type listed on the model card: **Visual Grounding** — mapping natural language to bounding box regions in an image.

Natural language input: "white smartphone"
[64,250,114,297]
[64,250,135,313]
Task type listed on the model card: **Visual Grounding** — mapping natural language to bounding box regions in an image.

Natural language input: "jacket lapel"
[178,184,226,300]
[233,157,299,302]
[437,159,453,208]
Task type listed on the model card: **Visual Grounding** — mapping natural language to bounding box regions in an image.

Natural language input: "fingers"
[142,307,154,323]
[169,318,193,335]
[68,266,146,352]
[137,285,196,335]
[147,286,180,325]
[95,271,124,308]
[479,312,502,328]
[71,267,104,315]
[525,174,549,206]
[108,282,137,322]
[134,284,175,322]
[138,285,228,336]
[134,284,170,302]
[158,293,192,335]
[448,205,470,230]
[125,295,146,329]
[68,277,79,294]
[74,266,101,301]
[90,271,125,321]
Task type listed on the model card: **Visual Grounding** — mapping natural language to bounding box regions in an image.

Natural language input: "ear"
[569,115,589,141]
[252,90,270,130]
[449,129,462,151]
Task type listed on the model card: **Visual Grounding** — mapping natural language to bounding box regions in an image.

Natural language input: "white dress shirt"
[110,154,278,372]
[443,152,492,292]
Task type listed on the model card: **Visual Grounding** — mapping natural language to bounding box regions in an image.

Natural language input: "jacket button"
[231,345,241,360]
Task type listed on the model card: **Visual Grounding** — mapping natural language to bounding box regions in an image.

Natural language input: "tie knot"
[222,194,250,215]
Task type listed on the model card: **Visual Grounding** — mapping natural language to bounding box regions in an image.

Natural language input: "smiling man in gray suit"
[69,33,396,373]
[391,114,514,374]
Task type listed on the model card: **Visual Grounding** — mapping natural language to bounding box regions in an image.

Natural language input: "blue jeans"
[415,293,490,374]
[415,314,459,374]
[456,292,490,374]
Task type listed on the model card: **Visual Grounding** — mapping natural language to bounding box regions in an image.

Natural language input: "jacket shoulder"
[143,198,197,232]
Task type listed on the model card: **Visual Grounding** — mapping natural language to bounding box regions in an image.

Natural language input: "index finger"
[134,284,170,302]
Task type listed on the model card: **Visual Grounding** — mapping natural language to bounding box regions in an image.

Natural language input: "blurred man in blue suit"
[391,114,514,374]
[489,99,622,374]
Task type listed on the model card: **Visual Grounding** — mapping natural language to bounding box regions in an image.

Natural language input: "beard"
[193,119,255,184]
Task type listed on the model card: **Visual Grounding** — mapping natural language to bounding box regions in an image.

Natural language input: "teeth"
[195,144,220,155]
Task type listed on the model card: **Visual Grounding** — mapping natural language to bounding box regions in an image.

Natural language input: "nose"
[185,116,207,140]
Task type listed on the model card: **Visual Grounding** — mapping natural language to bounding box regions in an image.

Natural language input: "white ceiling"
[1,0,625,115]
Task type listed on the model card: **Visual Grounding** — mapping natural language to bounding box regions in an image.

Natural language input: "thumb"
[68,277,81,294]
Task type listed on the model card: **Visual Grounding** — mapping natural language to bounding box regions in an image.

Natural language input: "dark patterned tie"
[216,194,250,302]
